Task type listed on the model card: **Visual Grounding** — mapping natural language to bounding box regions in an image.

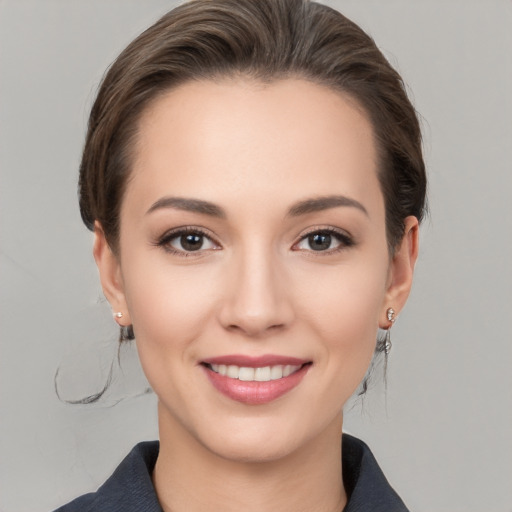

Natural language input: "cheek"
[120,252,222,365]
[297,253,387,326]
[293,254,388,377]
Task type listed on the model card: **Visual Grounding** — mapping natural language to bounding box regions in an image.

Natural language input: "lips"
[201,355,311,405]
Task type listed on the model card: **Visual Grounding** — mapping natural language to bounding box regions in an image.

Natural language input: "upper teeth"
[209,364,301,382]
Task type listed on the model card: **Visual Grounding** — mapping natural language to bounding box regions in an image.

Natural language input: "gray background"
[1,1,511,511]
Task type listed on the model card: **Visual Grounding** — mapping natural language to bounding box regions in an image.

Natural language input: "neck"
[152,403,347,512]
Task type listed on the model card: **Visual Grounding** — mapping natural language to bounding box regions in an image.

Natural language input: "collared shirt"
[54,434,409,512]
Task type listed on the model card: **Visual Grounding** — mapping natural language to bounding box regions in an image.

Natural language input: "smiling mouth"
[204,363,305,382]
[200,358,312,405]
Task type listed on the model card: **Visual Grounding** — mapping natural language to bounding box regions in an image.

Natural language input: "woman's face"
[95,78,417,462]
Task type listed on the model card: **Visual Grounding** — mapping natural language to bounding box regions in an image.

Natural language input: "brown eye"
[307,233,332,251]
[159,229,218,254]
[294,229,354,253]
[177,233,204,251]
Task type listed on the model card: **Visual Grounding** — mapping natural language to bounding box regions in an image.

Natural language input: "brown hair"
[79,0,426,257]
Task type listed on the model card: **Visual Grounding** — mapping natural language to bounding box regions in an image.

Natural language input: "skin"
[94,78,419,512]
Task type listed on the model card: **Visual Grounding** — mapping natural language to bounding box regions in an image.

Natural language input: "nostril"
[225,321,286,337]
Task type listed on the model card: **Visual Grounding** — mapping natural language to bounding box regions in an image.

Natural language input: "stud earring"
[114,312,123,319]
[384,307,396,355]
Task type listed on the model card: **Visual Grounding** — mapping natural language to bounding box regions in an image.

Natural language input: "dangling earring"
[384,307,396,355]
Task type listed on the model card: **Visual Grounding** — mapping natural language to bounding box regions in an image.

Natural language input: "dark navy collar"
[55,434,409,512]
[342,434,409,511]
[54,440,162,512]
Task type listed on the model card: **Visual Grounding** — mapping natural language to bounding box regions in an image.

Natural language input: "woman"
[56,0,426,510]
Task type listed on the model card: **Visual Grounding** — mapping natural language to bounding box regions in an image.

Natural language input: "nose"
[218,245,295,337]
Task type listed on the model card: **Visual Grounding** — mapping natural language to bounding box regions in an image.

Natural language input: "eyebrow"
[146,196,226,218]
[146,194,368,218]
[287,195,368,217]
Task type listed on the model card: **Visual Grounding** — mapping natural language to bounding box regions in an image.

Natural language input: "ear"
[93,221,131,326]
[381,216,419,327]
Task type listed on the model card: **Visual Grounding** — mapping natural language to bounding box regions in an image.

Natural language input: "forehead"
[126,78,382,218]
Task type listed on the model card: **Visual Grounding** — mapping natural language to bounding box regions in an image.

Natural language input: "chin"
[192,406,342,465]
[205,429,305,464]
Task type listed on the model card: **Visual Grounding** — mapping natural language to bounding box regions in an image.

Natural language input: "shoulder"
[54,436,409,512]
[342,434,410,512]
[53,441,162,512]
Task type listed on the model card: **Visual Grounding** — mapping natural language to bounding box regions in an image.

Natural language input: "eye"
[157,228,219,255]
[294,229,354,253]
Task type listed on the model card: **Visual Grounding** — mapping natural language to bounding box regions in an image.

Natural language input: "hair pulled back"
[79,0,426,258]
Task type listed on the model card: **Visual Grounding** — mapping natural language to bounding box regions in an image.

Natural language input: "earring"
[114,312,123,319]
[384,307,396,355]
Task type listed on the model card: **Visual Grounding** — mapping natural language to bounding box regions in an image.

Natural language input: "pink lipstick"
[201,354,311,405]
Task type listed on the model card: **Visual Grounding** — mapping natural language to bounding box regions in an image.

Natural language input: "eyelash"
[293,227,355,254]
[154,226,355,257]
[155,227,220,257]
